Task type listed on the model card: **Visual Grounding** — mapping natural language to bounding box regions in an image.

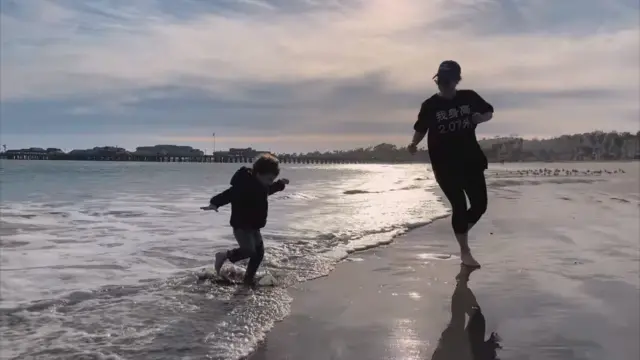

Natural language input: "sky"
[1,0,639,153]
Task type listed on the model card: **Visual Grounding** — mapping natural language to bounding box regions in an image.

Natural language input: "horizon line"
[2,129,638,153]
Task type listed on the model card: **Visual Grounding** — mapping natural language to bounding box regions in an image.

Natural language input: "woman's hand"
[408,143,418,155]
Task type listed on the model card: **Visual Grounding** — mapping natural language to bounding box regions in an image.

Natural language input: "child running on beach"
[200,154,289,286]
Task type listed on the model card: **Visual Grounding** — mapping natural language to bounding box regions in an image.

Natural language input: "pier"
[0,151,379,164]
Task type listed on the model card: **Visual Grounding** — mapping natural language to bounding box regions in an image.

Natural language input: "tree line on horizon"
[275,130,640,162]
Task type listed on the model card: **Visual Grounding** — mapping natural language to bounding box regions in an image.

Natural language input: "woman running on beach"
[408,60,494,267]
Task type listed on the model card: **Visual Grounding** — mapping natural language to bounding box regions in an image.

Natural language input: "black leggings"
[435,169,488,234]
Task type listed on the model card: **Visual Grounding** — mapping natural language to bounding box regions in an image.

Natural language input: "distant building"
[69,146,129,156]
[228,147,270,158]
[134,145,203,157]
[5,147,48,154]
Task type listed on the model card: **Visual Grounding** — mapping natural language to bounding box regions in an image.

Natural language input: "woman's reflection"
[431,265,502,360]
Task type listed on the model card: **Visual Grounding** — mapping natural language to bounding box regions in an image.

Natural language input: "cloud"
[0,0,638,151]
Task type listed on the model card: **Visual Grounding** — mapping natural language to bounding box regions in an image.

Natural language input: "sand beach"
[251,165,640,360]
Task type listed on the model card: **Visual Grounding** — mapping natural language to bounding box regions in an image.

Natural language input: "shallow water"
[1,161,449,360]
[0,160,637,359]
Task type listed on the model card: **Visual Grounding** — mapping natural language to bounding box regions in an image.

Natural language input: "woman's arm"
[411,130,426,146]
[471,91,494,124]
[410,101,433,151]
[472,112,493,124]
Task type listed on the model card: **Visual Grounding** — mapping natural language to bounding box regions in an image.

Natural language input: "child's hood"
[230,166,255,187]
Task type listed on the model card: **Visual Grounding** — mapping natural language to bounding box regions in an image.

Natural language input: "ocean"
[1,161,449,359]
[1,160,637,360]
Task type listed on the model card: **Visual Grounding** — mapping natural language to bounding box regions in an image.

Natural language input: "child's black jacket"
[210,167,285,229]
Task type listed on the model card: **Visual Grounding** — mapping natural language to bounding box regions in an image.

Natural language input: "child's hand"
[279,178,290,185]
[200,205,218,212]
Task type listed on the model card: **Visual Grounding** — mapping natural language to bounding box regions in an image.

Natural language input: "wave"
[610,197,630,203]
[342,184,422,195]
[0,214,452,360]
[3,211,455,359]
[272,192,318,200]
[266,218,448,250]
[343,189,371,195]
[261,214,452,289]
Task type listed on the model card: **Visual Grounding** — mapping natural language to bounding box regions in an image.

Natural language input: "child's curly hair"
[253,153,280,177]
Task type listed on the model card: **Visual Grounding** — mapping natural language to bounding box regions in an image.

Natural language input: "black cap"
[434,60,461,81]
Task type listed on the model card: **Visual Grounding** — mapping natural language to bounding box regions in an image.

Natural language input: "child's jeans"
[227,228,264,283]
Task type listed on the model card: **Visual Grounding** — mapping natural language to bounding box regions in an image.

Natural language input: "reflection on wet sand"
[431,266,502,360]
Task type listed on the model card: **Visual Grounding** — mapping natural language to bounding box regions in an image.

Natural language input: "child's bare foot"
[214,252,227,275]
[243,277,257,289]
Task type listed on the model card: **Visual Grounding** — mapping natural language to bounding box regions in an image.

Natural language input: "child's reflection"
[431,265,502,360]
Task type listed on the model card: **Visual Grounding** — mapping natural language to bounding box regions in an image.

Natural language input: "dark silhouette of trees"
[275,131,640,163]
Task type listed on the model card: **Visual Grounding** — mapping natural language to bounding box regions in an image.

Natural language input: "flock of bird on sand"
[495,167,627,178]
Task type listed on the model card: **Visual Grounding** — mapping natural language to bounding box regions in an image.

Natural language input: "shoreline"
[249,221,458,360]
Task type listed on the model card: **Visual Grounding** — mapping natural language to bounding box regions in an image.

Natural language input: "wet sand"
[250,177,640,360]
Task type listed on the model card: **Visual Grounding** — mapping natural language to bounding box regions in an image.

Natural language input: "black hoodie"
[209,167,286,229]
